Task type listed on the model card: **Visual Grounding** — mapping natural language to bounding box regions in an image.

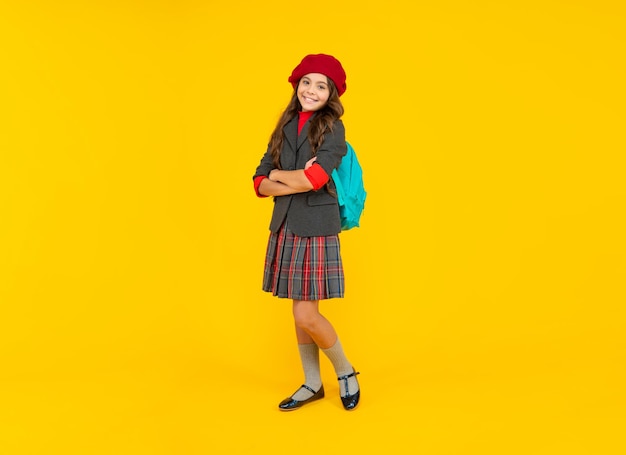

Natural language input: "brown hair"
[268,78,344,168]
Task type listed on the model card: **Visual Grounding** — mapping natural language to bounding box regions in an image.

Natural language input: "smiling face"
[297,73,330,112]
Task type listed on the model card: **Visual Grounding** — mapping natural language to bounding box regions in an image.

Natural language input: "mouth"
[302,96,318,103]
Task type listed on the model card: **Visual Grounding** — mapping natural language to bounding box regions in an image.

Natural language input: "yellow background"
[1,0,625,453]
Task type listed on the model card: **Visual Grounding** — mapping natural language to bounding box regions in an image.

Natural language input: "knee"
[293,306,319,332]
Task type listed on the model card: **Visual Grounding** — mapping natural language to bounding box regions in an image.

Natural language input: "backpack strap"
[331,168,346,206]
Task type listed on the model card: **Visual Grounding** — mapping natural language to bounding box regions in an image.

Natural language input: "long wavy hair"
[268,78,344,168]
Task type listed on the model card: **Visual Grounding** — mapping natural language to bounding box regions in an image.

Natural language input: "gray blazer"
[253,115,347,237]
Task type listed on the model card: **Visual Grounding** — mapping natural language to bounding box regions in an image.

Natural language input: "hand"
[304,156,317,170]
[269,169,279,181]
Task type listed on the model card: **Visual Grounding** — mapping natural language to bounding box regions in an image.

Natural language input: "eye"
[317,85,326,91]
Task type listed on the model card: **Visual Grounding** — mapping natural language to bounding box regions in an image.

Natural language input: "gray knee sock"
[291,343,323,401]
[322,338,359,397]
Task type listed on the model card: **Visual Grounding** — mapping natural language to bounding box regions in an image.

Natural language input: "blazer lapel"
[296,112,315,151]
[283,117,298,152]
[283,113,314,166]
[296,122,308,151]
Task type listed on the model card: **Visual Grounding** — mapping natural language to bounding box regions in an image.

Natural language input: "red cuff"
[253,175,269,197]
[304,163,329,191]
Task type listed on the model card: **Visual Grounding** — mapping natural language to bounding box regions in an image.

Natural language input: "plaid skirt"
[262,222,344,300]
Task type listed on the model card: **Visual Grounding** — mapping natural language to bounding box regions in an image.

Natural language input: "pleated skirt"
[262,222,344,300]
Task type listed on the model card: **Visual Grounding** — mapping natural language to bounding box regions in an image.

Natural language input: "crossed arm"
[257,157,318,197]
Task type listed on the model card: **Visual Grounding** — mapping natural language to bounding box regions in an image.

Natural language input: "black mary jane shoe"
[338,369,361,411]
[278,384,325,411]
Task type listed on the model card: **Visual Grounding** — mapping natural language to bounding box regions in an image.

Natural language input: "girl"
[252,54,361,411]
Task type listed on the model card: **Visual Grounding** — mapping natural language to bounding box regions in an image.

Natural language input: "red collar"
[298,111,314,134]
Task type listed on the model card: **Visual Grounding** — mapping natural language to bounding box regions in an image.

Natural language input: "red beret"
[288,54,347,97]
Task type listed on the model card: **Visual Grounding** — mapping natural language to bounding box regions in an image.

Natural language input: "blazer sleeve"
[253,145,275,181]
[311,120,347,177]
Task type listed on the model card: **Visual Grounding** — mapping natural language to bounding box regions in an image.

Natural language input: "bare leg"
[287,299,336,402]
[292,299,338,349]
[292,299,360,406]
[278,300,332,406]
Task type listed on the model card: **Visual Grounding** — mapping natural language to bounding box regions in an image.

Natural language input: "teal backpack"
[331,141,367,230]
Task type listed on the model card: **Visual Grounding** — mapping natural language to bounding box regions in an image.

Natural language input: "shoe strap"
[337,370,360,396]
[299,384,317,395]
